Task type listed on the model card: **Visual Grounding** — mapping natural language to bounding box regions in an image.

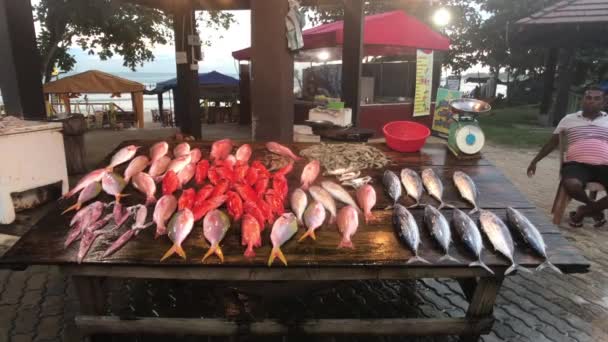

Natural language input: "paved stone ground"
[1,132,607,342]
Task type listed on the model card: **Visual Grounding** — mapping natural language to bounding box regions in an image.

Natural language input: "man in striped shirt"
[528,86,608,227]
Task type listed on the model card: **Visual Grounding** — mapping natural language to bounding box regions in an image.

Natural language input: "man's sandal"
[593,212,606,228]
[568,211,584,228]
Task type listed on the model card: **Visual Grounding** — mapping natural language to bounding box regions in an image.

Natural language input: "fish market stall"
[0,140,589,341]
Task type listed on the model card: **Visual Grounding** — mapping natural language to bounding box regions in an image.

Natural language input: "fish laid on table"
[506,207,562,274]
[61,168,106,199]
[300,160,320,190]
[149,141,169,162]
[309,185,337,224]
[452,209,493,274]
[65,201,106,248]
[290,188,308,224]
[382,170,402,210]
[356,184,376,224]
[62,182,101,215]
[400,168,424,208]
[177,163,196,188]
[148,156,171,179]
[189,148,202,164]
[479,210,530,275]
[173,142,191,157]
[195,160,210,185]
[268,213,298,266]
[321,181,360,212]
[299,201,326,242]
[132,172,157,205]
[124,155,149,183]
[423,205,458,263]
[236,144,252,164]
[242,214,262,258]
[210,139,234,161]
[160,208,194,261]
[165,155,191,176]
[244,201,266,229]
[107,145,140,171]
[194,185,214,208]
[102,172,128,203]
[337,206,358,249]
[162,170,179,196]
[422,169,451,209]
[266,142,302,161]
[111,202,133,231]
[300,143,390,176]
[226,191,244,221]
[192,195,228,221]
[393,204,429,264]
[77,214,113,263]
[202,209,231,263]
[453,171,480,214]
[153,194,177,238]
[103,205,153,257]
[178,188,196,210]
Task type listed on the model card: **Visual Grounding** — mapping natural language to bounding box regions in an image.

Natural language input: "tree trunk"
[551,48,576,127]
[539,48,558,118]
[42,42,60,83]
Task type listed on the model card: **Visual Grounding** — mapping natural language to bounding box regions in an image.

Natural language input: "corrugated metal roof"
[516,0,608,25]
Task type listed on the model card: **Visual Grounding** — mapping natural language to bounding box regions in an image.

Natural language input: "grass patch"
[477,104,553,148]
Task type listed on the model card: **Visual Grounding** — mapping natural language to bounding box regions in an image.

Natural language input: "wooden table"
[0,141,590,341]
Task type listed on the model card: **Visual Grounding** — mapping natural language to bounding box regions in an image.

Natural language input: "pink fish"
[241,214,261,259]
[337,206,359,249]
[202,209,231,263]
[153,195,178,238]
[300,160,320,190]
[102,173,128,203]
[112,202,132,230]
[160,209,194,261]
[62,168,106,199]
[65,201,106,248]
[173,142,191,157]
[225,155,237,168]
[235,144,252,163]
[107,145,140,171]
[177,163,196,188]
[77,214,113,263]
[268,213,298,266]
[132,172,157,205]
[356,184,377,224]
[165,155,191,175]
[210,139,233,160]
[266,142,302,161]
[149,141,169,162]
[62,182,101,215]
[299,201,326,242]
[124,155,149,183]
[70,201,105,228]
[103,205,152,257]
[189,148,202,164]
[290,188,308,224]
[148,155,171,178]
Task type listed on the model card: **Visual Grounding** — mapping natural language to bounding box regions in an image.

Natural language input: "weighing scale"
[446,99,492,158]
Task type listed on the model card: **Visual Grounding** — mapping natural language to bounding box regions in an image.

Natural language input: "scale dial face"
[455,124,485,154]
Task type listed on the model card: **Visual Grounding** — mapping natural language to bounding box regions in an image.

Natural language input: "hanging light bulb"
[432,7,451,27]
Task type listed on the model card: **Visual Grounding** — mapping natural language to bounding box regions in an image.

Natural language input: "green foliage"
[35,0,234,83]
[478,105,553,147]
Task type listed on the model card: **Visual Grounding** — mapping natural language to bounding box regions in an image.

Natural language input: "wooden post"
[551,48,576,126]
[239,63,252,125]
[0,0,45,119]
[459,277,503,342]
[341,0,364,126]
[251,0,294,142]
[172,3,201,139]
[540,48,558,116]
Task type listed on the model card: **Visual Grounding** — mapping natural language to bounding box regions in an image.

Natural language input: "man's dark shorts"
[561,162,608,187]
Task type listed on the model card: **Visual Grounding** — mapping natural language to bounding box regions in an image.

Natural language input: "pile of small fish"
[61,140,303,264]
[299,143,390,176]
[385,168,561,275]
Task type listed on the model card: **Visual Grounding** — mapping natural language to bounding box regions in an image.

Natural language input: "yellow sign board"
[431,88,463,136]
[413,49,434,117]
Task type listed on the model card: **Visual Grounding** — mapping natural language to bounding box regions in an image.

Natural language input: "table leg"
[459,276,504,342]
[72,276,107,342]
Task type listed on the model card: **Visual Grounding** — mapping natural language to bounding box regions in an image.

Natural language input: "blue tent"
[147,70,239,94]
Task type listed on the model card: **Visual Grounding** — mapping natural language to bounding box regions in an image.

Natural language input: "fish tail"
[469,206,480,215]
[338,239,354,249]
[469,260,494,275]
[105,166,114,173]
[61,202,82,215]
[536,260,563,274]
[298,229,317,242]
[154,225,166,239]
[329,215,336,224]
[268,247,287,267]
[215,246,225,263]
[407,255,431,265]
[438,254,460,263]
[438,202,445,210]
[244,244,256,259]
[160,243,186,261]
[384,205,394,211]
[364,212,376,224]
[116,193,130,204]
[145,196,157,206]
[505,263,519,275]
[202,244,218,262]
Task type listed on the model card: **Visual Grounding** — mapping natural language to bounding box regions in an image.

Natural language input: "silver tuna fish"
[423,205,458,263]
[382,170,402,209]
[479,210,531,275]
[392,204,429,264]
[452,209,493,274]
[453,171,480,214]
[422,168,451,209]
[400,168,424,208]
[506,207,562,274]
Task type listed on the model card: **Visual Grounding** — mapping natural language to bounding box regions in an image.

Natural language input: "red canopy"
[232,10,450,61]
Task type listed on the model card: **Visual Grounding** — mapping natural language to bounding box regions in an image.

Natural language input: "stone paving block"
[25,274,46,292]
[39,296,63,317]
[0,282,24,306]
[10,333,34,342]
[12,308,39,335]
[18,290,42,310]
[33,315,61,341]
[0,304,17,332]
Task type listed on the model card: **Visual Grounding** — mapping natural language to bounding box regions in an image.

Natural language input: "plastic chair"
[551,132,605,224]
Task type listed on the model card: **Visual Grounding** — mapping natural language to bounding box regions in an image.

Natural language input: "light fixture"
[317,51,330,62]
[432,7,451,27]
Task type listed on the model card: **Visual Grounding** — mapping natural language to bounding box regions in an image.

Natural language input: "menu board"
[431,87,463,136]
[413,49,434,117]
